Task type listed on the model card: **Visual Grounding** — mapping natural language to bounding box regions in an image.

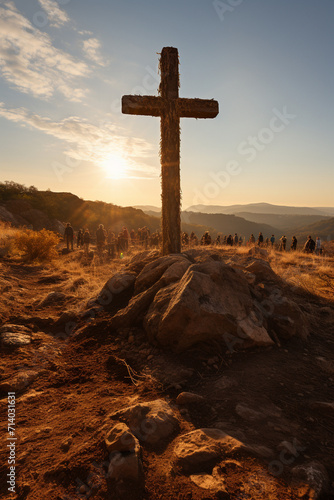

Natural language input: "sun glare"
[101,153,130,179]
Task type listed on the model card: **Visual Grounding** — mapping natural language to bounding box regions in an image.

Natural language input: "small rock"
[310,401,334,415]
[0,324,31,351]
[0,370,39,394]
[40,292,67,307]
[60,437,72,452]
[176,392,205,405]
[235,403,263,421]
[105,423,139,453]
[108,399,179,447]
[291,461,329,500]
[190,471,228,496]
[108,449,143,481]
[173,428,245,473]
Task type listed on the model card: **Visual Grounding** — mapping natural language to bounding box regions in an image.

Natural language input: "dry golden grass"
[49,250,138,313]
[270,249,334,300]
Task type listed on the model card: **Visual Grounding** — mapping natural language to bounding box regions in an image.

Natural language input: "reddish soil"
[1,253,334,500]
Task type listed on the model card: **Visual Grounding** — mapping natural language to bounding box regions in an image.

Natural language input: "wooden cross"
[122,47,219,255]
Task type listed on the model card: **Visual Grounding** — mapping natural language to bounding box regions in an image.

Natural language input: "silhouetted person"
[257,232,264,246]
[96,224,107,253]
[304,235,315,254]
[83,229,90,254]
[315,237,322,255]
[270,235,275,247]
[201,231,211,245]
[64,223,74,251]
[77,229,84,248]
[107,229,116,258]
[280,235,287,251]
[249,234,255,244]
[226,234,233,246]
[291,236,297,251]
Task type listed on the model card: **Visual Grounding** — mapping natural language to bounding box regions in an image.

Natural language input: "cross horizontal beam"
[122,95,163,117]
[122,95,219,119]
[176,98,219,119]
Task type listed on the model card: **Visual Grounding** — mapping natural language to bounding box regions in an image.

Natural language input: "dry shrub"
[13,228,61,262]
[0,221,19,256]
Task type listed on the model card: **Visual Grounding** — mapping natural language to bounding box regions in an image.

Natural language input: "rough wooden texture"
[122,46,219,255]
[160,47,181,255]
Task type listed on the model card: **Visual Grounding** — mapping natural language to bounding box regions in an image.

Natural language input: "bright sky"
[0,0,333,209]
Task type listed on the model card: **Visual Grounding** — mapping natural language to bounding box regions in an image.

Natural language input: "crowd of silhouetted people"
[63,223,323,257]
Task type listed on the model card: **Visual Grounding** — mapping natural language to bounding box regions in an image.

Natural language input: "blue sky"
[0,0,333,208]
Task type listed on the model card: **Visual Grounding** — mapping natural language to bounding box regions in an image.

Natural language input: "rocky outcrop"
[84,249,310,353]
[144,260,274,352]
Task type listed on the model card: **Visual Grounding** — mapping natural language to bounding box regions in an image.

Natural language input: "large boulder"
[144,260,274,352]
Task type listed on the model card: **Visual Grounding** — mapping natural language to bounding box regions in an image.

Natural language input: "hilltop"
[0,237,334,499]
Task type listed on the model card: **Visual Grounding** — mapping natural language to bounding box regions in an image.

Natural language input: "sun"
[101,152,130,179]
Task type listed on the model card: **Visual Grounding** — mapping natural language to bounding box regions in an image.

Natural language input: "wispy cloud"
[82,37,107,66]
[0,103,158,179]
[36,0,69,28]
[0,1,89,101]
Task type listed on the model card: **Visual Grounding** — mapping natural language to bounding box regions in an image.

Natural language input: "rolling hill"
[289,217,334,243]
[0,182,212,238]
[186,202,334,216]
[234,212,332,232]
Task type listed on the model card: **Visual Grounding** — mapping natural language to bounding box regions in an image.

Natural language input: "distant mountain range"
[185,203,334,217]
[136,202,334,241]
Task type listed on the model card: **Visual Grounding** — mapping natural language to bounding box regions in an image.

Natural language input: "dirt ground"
[1,248,334,500]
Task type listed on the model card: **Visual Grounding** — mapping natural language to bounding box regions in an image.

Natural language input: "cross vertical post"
[122,47,219,255]
[160,47,181,254]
